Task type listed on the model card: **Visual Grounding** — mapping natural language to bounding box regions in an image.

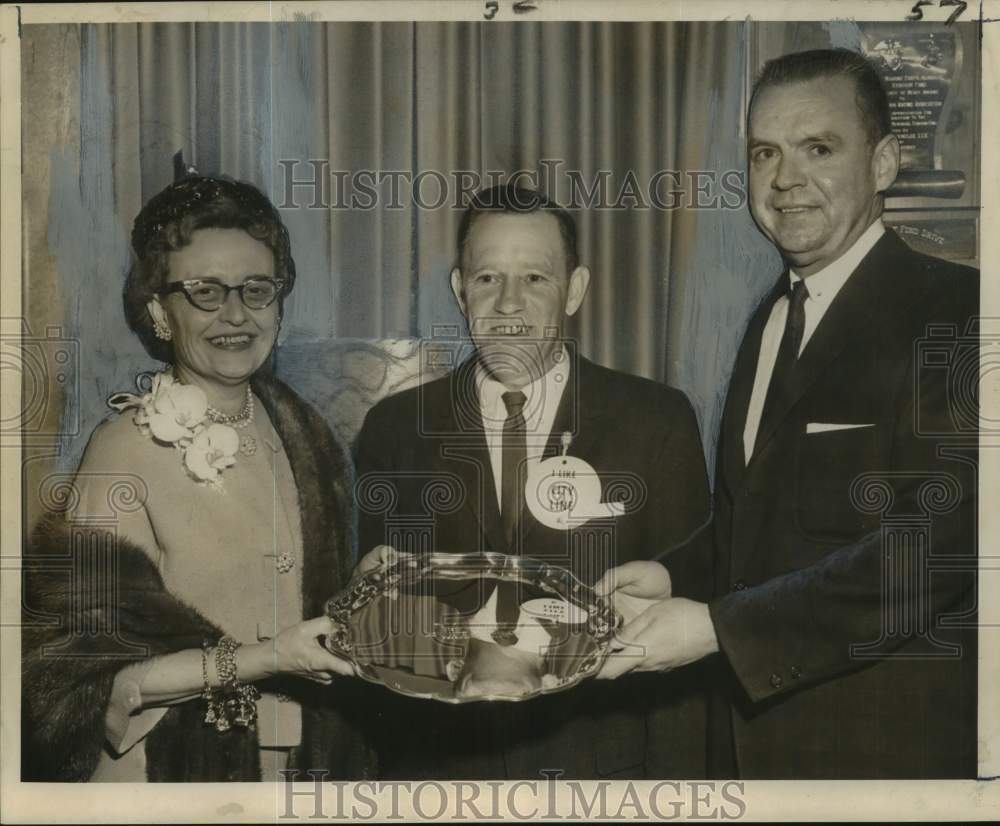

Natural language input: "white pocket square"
[806,422,875,434]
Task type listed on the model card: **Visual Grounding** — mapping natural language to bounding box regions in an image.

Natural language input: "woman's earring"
[154,319,173,341]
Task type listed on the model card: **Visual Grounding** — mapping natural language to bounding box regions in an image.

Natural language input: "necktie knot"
[502,390,527,418]
[788,278,808,305]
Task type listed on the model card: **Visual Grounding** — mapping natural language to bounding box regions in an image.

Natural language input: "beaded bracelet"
[201,635,260,732]
[215,636,241,689]
[201,641,220,726]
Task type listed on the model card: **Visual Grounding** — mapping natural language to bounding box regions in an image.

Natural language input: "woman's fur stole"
[22,374,375,781]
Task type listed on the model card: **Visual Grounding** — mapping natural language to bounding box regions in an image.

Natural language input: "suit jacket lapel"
[454,420,507,555]
[721,279,787,492]
[749,231,911,463]
[433,357,506,554]
[521,356,603,547]
[542,354,602,460]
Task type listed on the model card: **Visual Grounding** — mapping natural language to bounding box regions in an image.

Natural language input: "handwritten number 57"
[908,0,967,24]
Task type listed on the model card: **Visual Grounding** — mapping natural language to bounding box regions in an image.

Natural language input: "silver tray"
[323,552,621,703]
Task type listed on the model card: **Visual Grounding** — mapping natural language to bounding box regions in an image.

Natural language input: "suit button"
[770,673,783,689]
[790,665,802,679]
[732,579,748,592]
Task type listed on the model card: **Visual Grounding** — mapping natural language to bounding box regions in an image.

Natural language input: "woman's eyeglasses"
[159,277,285,311]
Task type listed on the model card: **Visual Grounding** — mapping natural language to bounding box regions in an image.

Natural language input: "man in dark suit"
[354,184,711,779]
[597,48,978,779]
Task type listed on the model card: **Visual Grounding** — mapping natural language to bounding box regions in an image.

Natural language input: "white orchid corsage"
[108,372,240,488]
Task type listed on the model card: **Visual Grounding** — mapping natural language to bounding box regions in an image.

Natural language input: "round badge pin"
[525,432,605,530]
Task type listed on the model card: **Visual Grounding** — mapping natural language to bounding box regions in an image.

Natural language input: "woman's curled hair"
[123,175,296,363]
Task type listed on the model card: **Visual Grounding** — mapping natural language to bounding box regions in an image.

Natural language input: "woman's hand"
[241,616,355,685]
[353,544,411,578]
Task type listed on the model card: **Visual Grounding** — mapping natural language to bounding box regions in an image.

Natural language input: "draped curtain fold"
[22,20,781,486]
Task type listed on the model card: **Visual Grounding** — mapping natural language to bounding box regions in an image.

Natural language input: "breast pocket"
[795,425,883,541]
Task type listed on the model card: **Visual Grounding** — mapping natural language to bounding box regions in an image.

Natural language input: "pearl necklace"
[206,386,257,456]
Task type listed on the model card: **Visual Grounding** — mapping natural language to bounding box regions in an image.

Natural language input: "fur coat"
[22,374,376,782]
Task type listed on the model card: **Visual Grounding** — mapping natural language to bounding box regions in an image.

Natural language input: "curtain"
[20,21,781,496]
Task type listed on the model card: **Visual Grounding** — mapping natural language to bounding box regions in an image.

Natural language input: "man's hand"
[595,560,716,675]
[593,560,672,624]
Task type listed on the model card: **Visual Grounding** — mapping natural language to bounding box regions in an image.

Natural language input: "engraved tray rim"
[323,551,622,703]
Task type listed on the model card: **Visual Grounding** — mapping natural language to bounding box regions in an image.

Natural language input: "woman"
[22,173,373,782]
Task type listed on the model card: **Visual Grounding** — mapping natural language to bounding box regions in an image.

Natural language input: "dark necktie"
[491,581,522,647]
[494,390,528,646]
[757,278,809,450]
[500,390,527,551]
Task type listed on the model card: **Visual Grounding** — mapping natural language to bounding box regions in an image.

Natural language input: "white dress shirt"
[743,219,885,464]
[477,349,571,511]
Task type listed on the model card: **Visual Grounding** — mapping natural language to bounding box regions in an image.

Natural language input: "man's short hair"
[750,48,891,147]
[456,183,580,272]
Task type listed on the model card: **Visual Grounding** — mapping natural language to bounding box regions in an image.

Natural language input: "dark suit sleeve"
[648,392,712,556]
[708,287,977,703]
[641,392,713,779]
[660,521,715,602]
[648,394,714,602]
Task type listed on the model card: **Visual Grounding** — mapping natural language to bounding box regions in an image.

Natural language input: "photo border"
[1,1,997,822]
